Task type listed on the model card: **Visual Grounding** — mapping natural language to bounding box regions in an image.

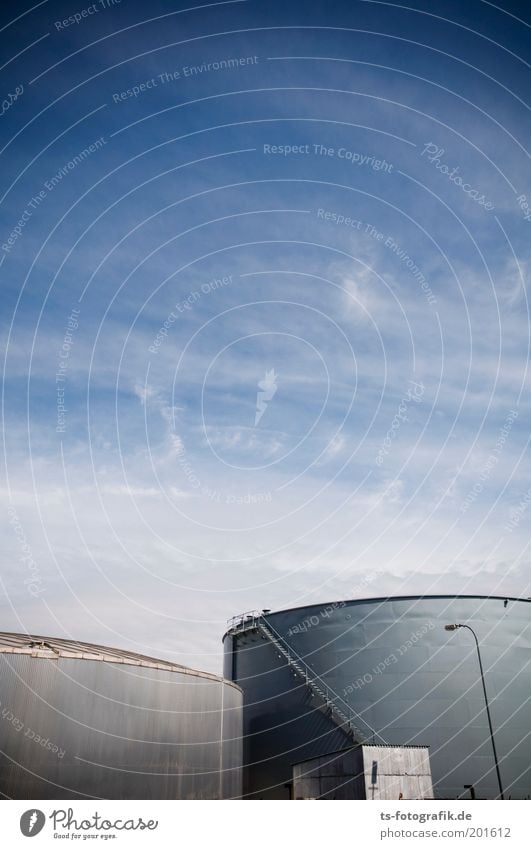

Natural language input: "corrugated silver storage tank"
[0,633,242,799]
[223,595,531,799]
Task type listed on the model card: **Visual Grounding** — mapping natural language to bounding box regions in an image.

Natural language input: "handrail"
[226,611,263,631]
[261,616,386,744]
[227,611,386,743]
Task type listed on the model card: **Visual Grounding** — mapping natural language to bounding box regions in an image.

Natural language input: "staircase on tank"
[227,611,387,745]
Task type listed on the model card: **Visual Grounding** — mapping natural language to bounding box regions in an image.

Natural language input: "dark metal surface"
[0,638,242,799]
[223,595,531,799]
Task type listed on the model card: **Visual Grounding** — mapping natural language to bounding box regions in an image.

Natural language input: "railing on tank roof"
[226,610,269,633]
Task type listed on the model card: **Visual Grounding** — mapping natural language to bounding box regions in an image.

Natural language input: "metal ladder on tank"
[227,611,387,745]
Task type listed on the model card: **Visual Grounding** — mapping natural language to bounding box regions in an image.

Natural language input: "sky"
[1,0,530,673]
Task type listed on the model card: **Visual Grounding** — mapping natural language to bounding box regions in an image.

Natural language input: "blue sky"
[1,0,530,672]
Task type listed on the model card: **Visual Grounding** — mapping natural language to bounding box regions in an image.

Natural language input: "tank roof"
[0,632,240,688]
[271,593,530,616]
[224,594,530,639]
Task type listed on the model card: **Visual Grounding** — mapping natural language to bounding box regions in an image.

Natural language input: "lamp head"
[444,623,460,631]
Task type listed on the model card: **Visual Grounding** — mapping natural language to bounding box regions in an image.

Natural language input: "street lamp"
[444,623,504,799]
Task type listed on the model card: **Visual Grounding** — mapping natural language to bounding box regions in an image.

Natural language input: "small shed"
[292,744,434,800]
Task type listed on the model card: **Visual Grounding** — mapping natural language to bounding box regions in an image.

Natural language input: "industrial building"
[1,594,528,800]
[0,633,242,799]
[292,743,434,800]
[223,595,531,799]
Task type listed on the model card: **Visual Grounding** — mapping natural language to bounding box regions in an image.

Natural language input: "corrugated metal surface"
[361,745,433,800]
[292,747,366,799]
[292,744,433,799]
[0,632,209,675]
[224,595,531,799]
[0,637,243,799]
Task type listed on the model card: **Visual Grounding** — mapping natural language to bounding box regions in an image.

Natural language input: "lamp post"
[444,623,504,799]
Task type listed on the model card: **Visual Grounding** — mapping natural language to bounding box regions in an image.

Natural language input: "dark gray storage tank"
[223,595,531,799]
[0,633,242,799]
